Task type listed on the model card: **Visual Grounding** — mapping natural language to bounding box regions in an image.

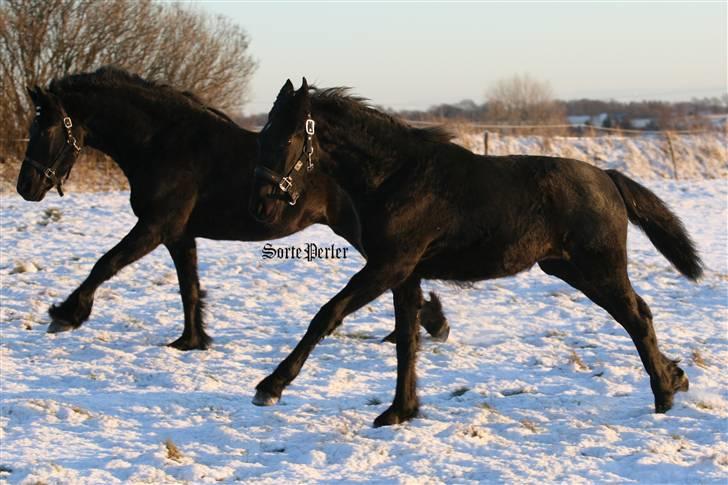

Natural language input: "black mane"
[310,86,452,144]
[48,66,237,125]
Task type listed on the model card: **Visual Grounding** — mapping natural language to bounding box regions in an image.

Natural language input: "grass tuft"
[165,438,183,462]
[520,419,539,433]
[691,349,708,368]
[450,386,470,398]
[569,350,589,371]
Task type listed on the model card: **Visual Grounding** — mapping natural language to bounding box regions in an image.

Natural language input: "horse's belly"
[416,231,558,281]
[416,249,531,281]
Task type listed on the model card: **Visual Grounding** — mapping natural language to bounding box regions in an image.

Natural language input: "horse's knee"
[313,303,343,338]
[324,319,343,336]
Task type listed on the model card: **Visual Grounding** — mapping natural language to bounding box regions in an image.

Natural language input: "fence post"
[665,131,678,179]
[483,130,489,155]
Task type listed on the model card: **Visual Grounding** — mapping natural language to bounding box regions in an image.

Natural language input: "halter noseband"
[254,115,316,206]
[22,112,82,197]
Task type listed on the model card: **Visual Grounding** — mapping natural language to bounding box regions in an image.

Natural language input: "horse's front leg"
[164,236,211,350]
[48,220,162,332]
[324,185,449,344]
[253,260,415,406]
[374,276,422,427]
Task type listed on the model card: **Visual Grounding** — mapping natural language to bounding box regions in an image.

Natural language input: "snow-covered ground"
[456,132,727,180]
[1,179,726,484]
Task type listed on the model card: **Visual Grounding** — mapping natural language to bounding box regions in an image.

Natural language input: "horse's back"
[481,154,626,215]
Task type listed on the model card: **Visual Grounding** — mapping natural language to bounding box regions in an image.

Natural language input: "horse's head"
[17,86,83,201]
[250,77,317,224]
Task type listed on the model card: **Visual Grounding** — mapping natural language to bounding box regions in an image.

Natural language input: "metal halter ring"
[279,176,293,193]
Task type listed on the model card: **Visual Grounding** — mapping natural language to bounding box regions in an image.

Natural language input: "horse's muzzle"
[16,165,50,201]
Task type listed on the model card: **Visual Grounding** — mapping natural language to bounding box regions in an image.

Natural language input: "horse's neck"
[63,92,160,175]
[318,117,406,201]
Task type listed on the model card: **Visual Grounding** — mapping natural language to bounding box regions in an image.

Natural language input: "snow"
[1,179,726,483]
[456,132,727,180]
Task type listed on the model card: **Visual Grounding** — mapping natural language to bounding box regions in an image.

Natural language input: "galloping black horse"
[250,79,702,426]
[15,67,449,350]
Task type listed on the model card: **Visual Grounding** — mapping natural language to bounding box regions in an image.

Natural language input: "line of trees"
[1,0,257,147]
[397,74,728,131]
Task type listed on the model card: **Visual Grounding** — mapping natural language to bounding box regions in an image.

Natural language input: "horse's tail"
[606,169,703,281]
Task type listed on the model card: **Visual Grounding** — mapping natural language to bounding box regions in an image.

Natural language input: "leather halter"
[254,115,316,206]
[22,110,82,197]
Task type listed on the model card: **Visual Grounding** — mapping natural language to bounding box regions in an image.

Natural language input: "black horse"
[249,78,703,426]
[15,67,449,350]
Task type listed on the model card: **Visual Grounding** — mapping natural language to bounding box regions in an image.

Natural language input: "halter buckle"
[63,117,73,129]
[43,167,56,179]
[279,176,293,192]
[305,118,315,135]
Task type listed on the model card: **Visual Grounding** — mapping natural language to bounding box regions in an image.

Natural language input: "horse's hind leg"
[165,237,211,350]
[539,258,688,413]
[48,221,161,333]
[374,276,422,427]
[382,291,449,343]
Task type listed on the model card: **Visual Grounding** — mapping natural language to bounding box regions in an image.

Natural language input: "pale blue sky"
[192,1,727,114]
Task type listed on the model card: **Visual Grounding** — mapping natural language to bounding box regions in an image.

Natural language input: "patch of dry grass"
[691,349,708,368]
[569,349,589,371]
[165,438,183,462]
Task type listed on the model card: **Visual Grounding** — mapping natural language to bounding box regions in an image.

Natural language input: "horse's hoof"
[252,390,280,406]
[166,336,211,351]
[430,323,450,342]
[47,319,76,333]
[373,405,418,428]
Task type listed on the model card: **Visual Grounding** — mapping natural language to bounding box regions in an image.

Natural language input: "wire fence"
[402,120,726,179]
[404,120,721,136]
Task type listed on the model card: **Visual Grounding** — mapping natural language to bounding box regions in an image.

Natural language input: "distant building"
[630,118,655,129]
[705,114,728,128]
[567,113,609,127]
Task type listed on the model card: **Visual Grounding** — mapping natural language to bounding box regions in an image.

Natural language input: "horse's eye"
[286,138,292,145]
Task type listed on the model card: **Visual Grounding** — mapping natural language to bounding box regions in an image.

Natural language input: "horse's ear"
[277,79,294,99]
[300,77,309,93]
[26,85,39,102]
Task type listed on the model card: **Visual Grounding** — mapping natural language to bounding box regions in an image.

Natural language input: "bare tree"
[0,0,256,146]
[485,74,565,126]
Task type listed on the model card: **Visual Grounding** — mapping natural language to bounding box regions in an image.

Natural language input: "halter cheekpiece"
[254,114,316,206]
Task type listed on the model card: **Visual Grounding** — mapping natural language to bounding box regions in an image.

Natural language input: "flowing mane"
[310,86,452,144]
[48,66,237,125]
